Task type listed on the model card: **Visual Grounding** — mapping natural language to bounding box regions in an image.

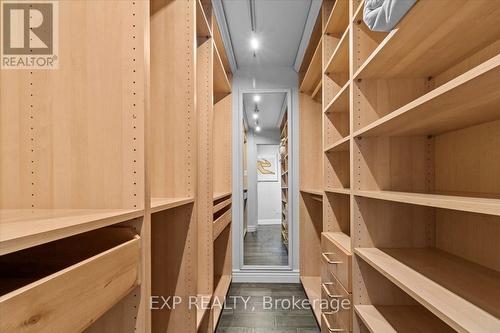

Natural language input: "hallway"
[216,283,320,333]
[244,225,288,266]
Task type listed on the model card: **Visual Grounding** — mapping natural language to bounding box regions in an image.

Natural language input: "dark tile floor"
[216,283,320,333]
[244,225,288,266]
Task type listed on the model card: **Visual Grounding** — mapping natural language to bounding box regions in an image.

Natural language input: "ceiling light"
[253,95,261,103]
[255,126,261,132]
[252,113,259,119]
[250,37,259,50]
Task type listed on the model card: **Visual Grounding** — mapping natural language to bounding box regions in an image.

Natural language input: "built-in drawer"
[321,233,352,292]
[321,272,352,332]
[0,227,140,332]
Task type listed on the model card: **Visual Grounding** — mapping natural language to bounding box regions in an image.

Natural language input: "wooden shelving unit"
[300,0,500,332]
[0,1,232,332]
[0,1,148,331]
[280,111,289,250]
[356,247,500,332]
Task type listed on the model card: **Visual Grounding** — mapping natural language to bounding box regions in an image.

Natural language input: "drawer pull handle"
[322,283,343,298]
[322,252,343,264]
[321,312,347,332]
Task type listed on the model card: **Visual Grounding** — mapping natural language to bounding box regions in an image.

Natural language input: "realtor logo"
[1,0,58,69]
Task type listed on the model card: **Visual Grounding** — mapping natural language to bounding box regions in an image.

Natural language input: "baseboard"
[247,225,257,232]
[232,270,300,283]
[258,219,281,225]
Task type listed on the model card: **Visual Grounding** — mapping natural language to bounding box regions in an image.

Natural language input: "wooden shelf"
[323,231,351,254]
[355,248,500,333]
[354,190,500,216]
[300,39,323,95]
[213,275,231,330]
[354,54,500,137]
[150,197,194,214]
[353,0,500,79]
[324,0,349,37]
[325,187,351,196]
[196,0,211,38]
[213,41,231,102]
[213,12,231,75]
[325,27,349,79]
[300,276,322,324]
[213,198,231,214]
[213,191,231,201]
[324,136,349,153]
[355,305,455,333]
[300,189,323,197]
[0,209,143,256]
[213,209,231,241]
[311,80,323,102]
[324,81,349,114]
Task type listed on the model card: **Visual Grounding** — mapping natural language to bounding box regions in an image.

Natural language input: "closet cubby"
[150,0,196,212]
[324,146,350,191]
[354,119,500,211]
[323,0,349,37]
[324,28,349,101]
[151,205,196,332]
[353,196,500,332]
[323,192,350,235]
[0,0,146,240]
[299,14,323,95]
[353,258,456,333]
[299,192,324,323]
[323,85,349,148]
[301,39,323,96]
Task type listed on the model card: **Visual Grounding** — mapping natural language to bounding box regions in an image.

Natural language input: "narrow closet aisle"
[1,0,499,333]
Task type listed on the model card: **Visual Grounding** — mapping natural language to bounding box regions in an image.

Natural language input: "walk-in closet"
[0,0,499,332]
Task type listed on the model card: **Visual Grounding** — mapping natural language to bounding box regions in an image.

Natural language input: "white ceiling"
[221,0,312,68]
[243,92,286,130]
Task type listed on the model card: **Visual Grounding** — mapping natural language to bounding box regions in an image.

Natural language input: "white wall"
[232,65,300,281]
[257,144,282,224]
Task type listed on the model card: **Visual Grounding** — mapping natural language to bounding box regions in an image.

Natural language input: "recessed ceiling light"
[255,126,261,132]
[252,113,259,119]
[253,95,261,103]
[250,37,259,50]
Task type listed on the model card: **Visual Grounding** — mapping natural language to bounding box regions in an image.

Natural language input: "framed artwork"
[257,154,278,182]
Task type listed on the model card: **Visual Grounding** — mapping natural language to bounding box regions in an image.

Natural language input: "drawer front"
[0,236,141,333]
[321,273,352,332]
[321,234,352,292]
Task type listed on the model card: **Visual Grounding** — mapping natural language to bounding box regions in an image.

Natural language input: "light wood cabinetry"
[0,1,232,332]
[1,1,148,331]
[300,0,500,332]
